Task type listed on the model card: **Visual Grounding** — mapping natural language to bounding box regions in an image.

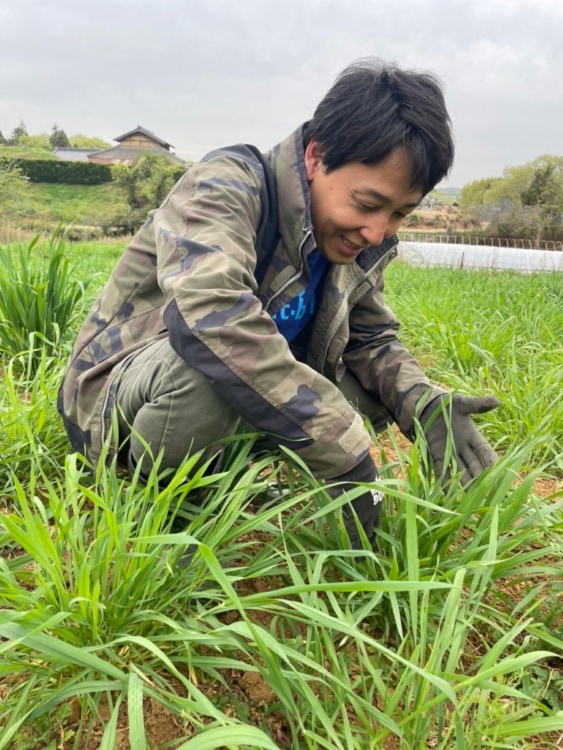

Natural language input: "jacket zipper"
[316,245,397,371]
[264,227,312,313]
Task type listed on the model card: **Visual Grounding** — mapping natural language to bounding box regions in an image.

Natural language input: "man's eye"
[357,201,378,211]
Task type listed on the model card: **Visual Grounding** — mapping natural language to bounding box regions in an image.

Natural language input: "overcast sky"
[1,0,562,187]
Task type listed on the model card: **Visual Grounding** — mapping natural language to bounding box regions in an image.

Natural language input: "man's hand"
[329,453,383,549]
[419,394,500,488]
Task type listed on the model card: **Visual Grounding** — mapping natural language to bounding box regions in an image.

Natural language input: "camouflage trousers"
[115,338,392,476]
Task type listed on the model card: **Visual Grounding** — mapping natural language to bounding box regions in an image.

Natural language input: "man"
[58,59,499,547]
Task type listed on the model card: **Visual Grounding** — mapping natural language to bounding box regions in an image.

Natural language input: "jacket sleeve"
[154,155,372,479]
[343,265,447,438]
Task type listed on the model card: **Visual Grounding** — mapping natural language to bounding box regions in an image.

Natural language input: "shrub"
[112,153,185,210]
[0,158,112,184]
[63,225,104,242]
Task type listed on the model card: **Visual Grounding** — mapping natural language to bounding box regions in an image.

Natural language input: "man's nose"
[359,214,389,246]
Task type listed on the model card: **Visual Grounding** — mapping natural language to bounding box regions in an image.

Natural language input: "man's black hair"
[304,58,454,194]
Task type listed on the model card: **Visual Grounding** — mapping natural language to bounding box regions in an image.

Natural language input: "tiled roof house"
[88,126,186,165]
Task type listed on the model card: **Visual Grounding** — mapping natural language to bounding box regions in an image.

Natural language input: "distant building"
[88,126,185,166]
[52,147,100,162]
[52,126,186,166]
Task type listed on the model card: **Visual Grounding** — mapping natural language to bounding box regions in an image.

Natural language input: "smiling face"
[304,139,423,264]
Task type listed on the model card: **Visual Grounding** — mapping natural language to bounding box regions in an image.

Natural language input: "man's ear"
[304,139,324,181]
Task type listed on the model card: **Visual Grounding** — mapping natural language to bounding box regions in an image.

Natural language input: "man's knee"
[115,339,239,472]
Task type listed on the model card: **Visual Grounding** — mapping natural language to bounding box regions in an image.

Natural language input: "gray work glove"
[419,394,500,488]
[328,453,383,549]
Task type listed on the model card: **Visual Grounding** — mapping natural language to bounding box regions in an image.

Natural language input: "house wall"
[119,134,169,150]
[88,157,119,164]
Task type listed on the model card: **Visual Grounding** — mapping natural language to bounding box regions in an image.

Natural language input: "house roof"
[114,125,174,149]
[89,145,185,164]
[52,147,100,162]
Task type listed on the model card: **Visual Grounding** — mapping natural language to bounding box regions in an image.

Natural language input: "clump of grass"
[0,432,561,748]
[0,229,92,370]
[0,349,69,495]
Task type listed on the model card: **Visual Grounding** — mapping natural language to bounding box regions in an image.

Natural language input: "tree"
[488,156,563,242]
[112,152,183,210]
[459,177,501,208]
[521,156,563,217]
[8,121,28,146]
[110,152,185,233]
[69,133,111,149]
[460,155,563,243]
[0,130,7,145]
[19,133,51,150]
[50,124,70,149]
[487,156,562,208]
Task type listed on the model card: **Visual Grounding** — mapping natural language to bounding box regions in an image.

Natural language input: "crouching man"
[58,59,498,547]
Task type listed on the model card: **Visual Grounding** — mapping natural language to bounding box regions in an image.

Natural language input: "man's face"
[305,140,423,264]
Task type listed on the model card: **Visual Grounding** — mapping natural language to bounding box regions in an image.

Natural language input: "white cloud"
[1,0,562,185]
[470,0,563,17]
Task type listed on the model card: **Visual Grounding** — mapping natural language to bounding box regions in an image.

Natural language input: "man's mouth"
[341,236,364,252]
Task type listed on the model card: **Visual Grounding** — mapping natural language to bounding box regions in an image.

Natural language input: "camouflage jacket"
[58,126,445,478]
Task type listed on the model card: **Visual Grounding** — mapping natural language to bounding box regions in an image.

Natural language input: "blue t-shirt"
[272,250,329,342]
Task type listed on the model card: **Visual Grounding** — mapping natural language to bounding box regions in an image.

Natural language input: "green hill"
[5,181,129,238]
[0,144,57,161]
[431,188,460,205]
[25,182,127,223]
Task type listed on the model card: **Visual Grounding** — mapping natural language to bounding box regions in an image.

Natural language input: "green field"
[7,183,128,236]
[0,238,561,749]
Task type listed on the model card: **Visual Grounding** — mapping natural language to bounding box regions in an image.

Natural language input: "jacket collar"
[268,125,315,265]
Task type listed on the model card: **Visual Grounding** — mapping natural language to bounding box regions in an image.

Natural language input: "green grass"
[385,263,563,470]
[17,182,128,230]
[36,236,124,303]
[0,239,561,749]
[0,231,94,369]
